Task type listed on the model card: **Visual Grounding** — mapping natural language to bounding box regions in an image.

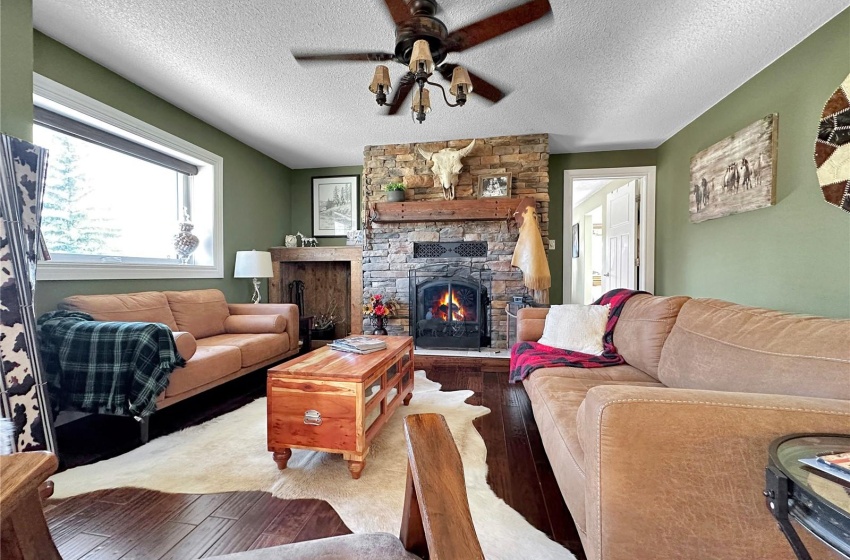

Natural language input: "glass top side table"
[765,434,850,560]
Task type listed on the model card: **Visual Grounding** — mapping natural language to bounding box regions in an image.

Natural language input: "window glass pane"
[34,124,192,262]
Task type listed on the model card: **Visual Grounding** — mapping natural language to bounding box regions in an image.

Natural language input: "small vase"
[173,219,199,265]
[387,190,405,202]
[372,315,388,335]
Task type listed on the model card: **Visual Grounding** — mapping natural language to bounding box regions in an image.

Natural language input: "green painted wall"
[32,32,292,313]
[548,150,657,303]
[655,10,850,318]
[0,0,33,141]
[289,165,363,247]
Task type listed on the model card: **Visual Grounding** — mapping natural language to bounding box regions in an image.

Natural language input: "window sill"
[37,261,224,281]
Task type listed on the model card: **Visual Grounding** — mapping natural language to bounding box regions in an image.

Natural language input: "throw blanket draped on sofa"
[509,289,646,382]
[38,311,185,417]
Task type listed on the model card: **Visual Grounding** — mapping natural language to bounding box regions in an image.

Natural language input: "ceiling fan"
[292,0,553,120]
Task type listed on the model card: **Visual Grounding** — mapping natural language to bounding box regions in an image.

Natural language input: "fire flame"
[432,289,467,322]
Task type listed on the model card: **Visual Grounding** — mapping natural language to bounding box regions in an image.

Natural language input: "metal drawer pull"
[304,410,322,426]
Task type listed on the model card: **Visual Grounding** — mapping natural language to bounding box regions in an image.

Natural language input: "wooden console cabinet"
[266,336,414,479]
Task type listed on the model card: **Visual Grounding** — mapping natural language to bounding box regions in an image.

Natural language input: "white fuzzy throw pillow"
[538,304,610,355]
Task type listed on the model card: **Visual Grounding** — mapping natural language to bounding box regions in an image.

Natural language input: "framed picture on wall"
[477,172,512,198]
[572,223,580,258]
[312,175,360,237]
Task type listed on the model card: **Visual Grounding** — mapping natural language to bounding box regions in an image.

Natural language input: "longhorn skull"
[417,139,476,200]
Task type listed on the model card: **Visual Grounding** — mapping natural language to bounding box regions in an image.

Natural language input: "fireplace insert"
[408,264,491,350]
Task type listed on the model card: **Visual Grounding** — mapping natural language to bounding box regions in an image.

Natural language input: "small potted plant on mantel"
[385,182,406,202]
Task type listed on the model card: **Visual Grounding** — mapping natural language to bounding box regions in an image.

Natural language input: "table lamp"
[234,250,273,304]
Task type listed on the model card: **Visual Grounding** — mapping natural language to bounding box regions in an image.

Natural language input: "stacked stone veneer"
[360,134,549,349]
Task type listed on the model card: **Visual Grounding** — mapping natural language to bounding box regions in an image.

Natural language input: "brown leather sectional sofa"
[516,294,849,560]
[59,289,300,409]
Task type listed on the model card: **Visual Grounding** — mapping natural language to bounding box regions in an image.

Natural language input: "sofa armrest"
[228,303,299,352]
[171,331,197,361]
[516,307,549,342]
[580,385,850,560]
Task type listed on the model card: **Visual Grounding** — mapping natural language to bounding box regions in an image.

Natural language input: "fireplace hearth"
[409,264,491,350]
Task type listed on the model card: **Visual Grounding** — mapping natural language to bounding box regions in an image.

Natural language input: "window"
[33,74,223,280]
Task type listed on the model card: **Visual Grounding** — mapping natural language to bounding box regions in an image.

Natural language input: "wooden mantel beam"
[368,197,535,225]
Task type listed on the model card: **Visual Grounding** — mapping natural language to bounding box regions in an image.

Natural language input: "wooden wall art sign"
[815,73,850,213]
[688,114,778,223]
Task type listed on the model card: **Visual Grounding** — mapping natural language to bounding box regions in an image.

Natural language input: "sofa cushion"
[224,314,287,334]
[522,375,663,533]
[165,345,242,397]
[59,292,179,331]
[172,332,198,361]
[164,289,230,339]
[528,364,657,384]
[658,298,850,399]
[198,333,290,367]
[538,304,609,355]
[612,294,690,379]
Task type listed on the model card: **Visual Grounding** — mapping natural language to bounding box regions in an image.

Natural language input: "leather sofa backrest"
[658,298,850,399]
[59,291,179,331]
[612,294,690,379]
[164,289,230,339]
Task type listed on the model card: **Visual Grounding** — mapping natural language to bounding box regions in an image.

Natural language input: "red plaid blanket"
[509,289,646,383]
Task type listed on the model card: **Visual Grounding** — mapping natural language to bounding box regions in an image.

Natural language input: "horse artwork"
[689,115,778,223]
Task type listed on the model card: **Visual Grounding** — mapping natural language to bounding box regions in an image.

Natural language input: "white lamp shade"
[234,250,273,278]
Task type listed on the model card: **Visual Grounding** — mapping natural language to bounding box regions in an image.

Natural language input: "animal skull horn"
[417,139,477,200]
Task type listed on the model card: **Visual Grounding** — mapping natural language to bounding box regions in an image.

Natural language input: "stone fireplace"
[361,134,550,349]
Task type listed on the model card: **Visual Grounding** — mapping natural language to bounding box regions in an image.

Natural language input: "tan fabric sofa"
[59,289,299,409]
[516,295,850,560]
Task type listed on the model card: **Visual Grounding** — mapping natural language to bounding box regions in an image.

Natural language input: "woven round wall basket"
[814,73,850,213]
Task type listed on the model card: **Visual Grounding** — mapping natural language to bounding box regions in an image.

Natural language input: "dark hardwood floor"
[47,356,585,559]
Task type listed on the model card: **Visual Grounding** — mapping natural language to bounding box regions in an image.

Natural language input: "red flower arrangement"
[363,294,397,318]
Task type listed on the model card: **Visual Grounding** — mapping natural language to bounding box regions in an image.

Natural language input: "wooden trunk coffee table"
[267,336,414,479]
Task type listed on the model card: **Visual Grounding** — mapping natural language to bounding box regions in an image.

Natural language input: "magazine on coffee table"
[330,336,387,354]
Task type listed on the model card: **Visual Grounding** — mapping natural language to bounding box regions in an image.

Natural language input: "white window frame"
[33,74,224,280]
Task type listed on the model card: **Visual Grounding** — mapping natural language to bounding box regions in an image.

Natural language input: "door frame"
[563,166,656,303]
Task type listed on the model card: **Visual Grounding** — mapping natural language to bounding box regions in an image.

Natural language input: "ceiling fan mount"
[293,0,553,117]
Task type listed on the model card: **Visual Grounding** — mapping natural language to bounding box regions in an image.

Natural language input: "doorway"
[563,167,656,303]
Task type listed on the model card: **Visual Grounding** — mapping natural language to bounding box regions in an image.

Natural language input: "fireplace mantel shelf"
[368,196,535,226]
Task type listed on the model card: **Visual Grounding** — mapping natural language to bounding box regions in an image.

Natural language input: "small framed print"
[312,175,360,237]
[477,172,512,198]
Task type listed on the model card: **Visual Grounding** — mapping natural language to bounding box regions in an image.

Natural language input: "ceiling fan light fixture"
[449,66,474,98]
[409,39,434,74]
[369,65,392,106]
[412,87,431,114]
[369,65,392,94]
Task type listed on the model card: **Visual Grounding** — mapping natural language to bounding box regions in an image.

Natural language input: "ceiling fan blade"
[387,74,415,116]
[444,0,552,53]
[382,0,411,25]
[293,51,395,62]
[436,64,506,103]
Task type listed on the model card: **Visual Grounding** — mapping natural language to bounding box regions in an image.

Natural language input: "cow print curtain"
[0,134,55,452]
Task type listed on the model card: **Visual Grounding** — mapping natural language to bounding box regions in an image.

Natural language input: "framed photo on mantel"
[312,175,360,237]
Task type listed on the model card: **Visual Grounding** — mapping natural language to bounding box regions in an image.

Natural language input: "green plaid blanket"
[37,311,186,417]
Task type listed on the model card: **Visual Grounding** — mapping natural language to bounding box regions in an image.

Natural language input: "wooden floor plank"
[201,494,292,557]
[290,501,348,544]
[56,532,108,560]
[477,370,513,503]
[209,491,264,520]
[258,499,322,541]
[158,516,236,560]
[169,493,232,525]
[117,521,196,560]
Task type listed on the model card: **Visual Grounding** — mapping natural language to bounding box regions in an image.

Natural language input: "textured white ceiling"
[33,0,849,169]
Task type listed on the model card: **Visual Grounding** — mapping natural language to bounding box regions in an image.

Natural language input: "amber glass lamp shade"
[449,66,474,97]
[411,87,432,113]
[408,39,434,74]
[369,65,392,94]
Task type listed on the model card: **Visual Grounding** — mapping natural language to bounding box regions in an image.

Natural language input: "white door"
[604,181,636,292]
